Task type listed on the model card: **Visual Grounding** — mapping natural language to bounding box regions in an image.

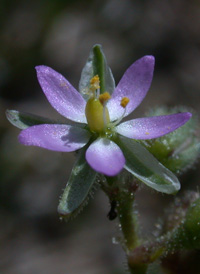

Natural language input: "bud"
[141,106,200,175]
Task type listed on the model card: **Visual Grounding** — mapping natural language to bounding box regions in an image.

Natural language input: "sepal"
[58,146,97,219]
[6,109,55,129]
[116,135,180,194]
[79,44,115,97]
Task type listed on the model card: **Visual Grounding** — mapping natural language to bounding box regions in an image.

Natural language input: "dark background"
[1,0,200,273]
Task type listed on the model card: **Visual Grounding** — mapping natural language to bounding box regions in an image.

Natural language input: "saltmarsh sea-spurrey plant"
[6,45,200,274]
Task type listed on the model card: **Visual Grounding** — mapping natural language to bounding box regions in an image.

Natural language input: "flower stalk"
[116,191,139,251]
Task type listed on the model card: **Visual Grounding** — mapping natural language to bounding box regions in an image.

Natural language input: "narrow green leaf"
[58,147,97,217]
[116,135,180,194]
[6,110,55,129]
[79,44,115,97]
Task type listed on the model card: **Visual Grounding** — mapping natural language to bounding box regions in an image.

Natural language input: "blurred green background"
[1,0,200,273]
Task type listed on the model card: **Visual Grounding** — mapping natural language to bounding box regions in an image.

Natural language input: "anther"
[120,97,130,108]
[99,92,111,105]
[111,97,130,127]
[90,75,100,91]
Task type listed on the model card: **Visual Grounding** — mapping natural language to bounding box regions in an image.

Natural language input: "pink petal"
[85,138,125,176]
[36,66,87,123]
[107,56,155,121]
[115,112,192,140]
[18,124,90,152]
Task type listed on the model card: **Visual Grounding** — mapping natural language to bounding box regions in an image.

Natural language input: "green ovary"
[85,98,110,133]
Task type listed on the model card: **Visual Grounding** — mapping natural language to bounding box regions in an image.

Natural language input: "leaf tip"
[57,206,72,221]
[93,44,102,50]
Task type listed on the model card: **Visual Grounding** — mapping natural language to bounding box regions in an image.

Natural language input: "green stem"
[116,192,139,251]
[116,192,149,274]
[101,175,156,273]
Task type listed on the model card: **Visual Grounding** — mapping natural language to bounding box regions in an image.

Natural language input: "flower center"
[85,75,111,133]
[85,75,130,135]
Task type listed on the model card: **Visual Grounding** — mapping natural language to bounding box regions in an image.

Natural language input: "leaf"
[162,196,200,252]
[57,146,97,217]
[79,44,115,97]
[173,197,200,250]
[6,110,56,129]
[116,135,180,194]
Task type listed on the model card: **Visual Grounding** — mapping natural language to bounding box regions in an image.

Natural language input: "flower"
[18,56,192,177]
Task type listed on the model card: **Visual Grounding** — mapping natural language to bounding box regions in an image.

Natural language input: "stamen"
[120,97,130,108]
[90,75,100,91]
[99,92,111,105]
[112,97,130,127]
[99,92,111,130]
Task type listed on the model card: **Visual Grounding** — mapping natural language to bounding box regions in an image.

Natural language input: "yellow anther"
[90,75,100,91]
[99,92,111,105]
[120,97,130,108]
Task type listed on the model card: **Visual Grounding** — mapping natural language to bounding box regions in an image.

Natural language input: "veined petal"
[107,56,155,121]
[116,112,192,140]
[36,66,87,123]
[85,138,125,176]
[18,124,90,152]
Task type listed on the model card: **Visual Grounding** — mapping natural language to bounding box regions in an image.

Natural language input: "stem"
[116,192,139,251]
[101,175,149,274]
[116,192,149,274]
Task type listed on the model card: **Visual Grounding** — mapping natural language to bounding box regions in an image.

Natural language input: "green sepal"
[116,135,180,194]
[92,44,115,94]
[57,146,97,218]
[79,44,115,97]
[6,109,55,129]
